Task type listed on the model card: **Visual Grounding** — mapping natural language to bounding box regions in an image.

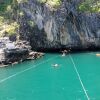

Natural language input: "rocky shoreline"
[0,50,44,67]
[0,37,44,67]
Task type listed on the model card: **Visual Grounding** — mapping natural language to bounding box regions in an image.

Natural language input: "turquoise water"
[0,52,100,100]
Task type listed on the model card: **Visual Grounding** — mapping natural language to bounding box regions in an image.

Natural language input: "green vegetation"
[0,0,13,13]
[28,20,35,28]
[17,0,28,3]
[5,22,19,36]
[0,0,20,37]
[78,0,100,13]
[38,0,62,8]
[0,15,18,37]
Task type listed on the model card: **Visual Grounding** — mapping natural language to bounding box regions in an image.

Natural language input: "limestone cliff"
[19,0,100,51]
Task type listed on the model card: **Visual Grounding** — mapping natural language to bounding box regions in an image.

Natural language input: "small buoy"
[96,54,100,56]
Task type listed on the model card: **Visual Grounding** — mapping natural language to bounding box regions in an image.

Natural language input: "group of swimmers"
[52,48,71,67]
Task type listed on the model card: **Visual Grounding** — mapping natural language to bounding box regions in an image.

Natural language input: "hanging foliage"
[38,0,62,8]
[78,0,100,13]
[0,0,20,37]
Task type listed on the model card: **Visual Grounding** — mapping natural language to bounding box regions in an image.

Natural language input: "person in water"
[52,64,59,67]
[62,50,68,56]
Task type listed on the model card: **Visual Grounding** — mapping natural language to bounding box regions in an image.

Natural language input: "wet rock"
[4,48,29,64]
[0,38,44,67]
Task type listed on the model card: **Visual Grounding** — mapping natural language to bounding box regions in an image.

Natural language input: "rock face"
[19,0,100,51]
[4,49,29,64]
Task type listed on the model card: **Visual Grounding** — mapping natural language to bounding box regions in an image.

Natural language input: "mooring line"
[0,56,58,84]
[69,54,90,100]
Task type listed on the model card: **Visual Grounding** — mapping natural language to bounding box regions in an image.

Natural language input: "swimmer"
[52,64,59,67]
[62,52,66,56]
[61,49,68,56]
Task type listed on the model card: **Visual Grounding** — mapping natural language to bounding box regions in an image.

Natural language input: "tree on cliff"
[78,0,100,13]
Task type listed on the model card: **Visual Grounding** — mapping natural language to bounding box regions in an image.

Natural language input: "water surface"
[0,52,100,100]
